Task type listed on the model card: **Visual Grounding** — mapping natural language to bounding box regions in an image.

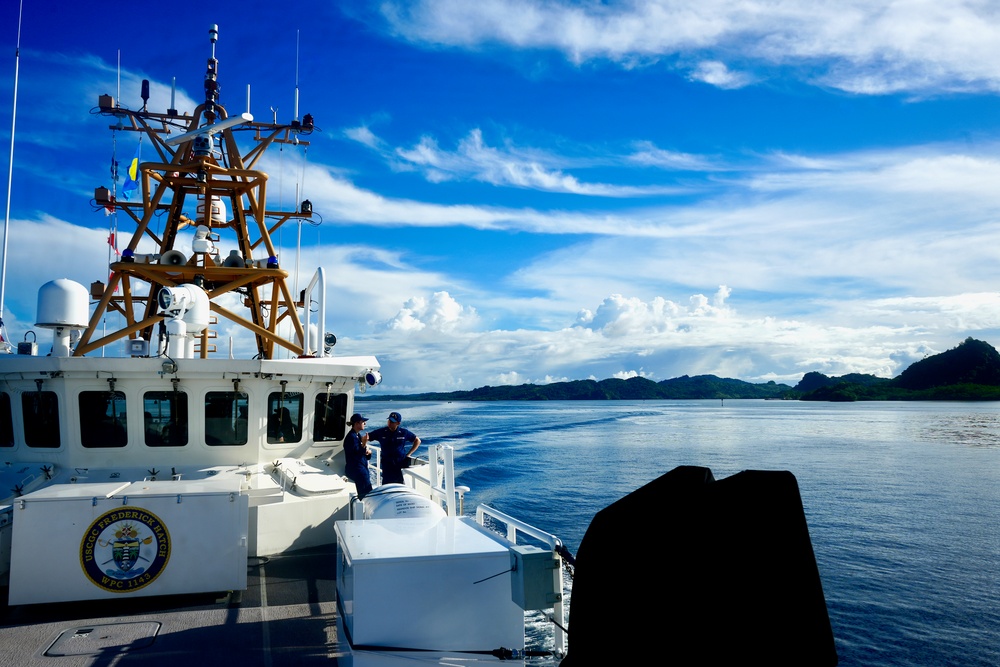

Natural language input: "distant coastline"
[359,338,1000,402]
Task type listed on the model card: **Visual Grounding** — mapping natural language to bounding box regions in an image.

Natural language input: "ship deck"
[0,545,342,666]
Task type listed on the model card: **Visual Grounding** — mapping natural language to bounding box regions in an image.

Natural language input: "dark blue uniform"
[368,426,417,485]
[343,430,372,498]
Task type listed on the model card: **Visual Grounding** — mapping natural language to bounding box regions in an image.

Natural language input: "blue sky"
[4,1,1000,392]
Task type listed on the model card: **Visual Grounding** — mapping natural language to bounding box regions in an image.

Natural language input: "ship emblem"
[111,524,143,572]
[80,507,171,593]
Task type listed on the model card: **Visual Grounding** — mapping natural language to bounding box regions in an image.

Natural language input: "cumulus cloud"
[495,371,526,385]
[578,288,731,337]
[612,369,653,379]
[376,0,1000,94]
[490,372,570,385]
[353,284,1000,393]
[381,291,478,332]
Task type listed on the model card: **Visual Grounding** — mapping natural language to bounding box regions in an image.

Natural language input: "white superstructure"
[0,25,411,605]
[0,25,570,664]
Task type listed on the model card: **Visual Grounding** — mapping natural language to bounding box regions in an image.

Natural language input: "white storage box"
[9,477,248,605]
[336,515,523,652]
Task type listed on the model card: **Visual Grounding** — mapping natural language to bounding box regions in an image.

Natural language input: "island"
[359,338,1000,402]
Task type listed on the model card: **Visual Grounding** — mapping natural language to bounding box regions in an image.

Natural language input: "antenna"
[204,24,221,123]
[0,0,25,349]
[164,113,254,147]
[294,30,300,123]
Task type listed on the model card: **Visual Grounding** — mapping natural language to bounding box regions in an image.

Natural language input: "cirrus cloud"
[376,0,1000,94]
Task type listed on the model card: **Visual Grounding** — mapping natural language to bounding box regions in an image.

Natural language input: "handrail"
[476,504,562,549]
[475,504,568,656]
[361,443,567,655]
[367,444,382,487]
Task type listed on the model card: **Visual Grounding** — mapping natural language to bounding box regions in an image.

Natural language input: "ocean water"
[362,399,1000,666]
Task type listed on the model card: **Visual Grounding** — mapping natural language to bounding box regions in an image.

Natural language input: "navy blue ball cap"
[388,411,402,423]
[349,413,367,424]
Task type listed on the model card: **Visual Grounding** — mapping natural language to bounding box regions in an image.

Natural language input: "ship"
[0,24,841,667]
[0,24,572,666]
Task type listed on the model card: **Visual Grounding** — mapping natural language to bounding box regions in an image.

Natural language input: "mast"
[0,0,25,353]
[78,25,316,359]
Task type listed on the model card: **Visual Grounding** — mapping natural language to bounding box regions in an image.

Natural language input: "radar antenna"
[80,24,315,359]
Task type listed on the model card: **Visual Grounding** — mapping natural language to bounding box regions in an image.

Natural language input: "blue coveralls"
[368,426,417,485]
[343,430,373,498]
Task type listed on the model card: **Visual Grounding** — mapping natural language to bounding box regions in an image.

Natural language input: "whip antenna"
[294,30,300,123]
[0,0,25,350]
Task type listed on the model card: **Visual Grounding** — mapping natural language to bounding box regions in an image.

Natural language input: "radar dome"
[35,279,89,329]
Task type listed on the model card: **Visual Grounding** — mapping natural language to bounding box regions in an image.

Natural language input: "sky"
[4,1,1000,393]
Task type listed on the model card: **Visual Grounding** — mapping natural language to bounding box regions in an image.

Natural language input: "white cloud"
[357,285,1000,393]
[393,128,600,191]
[689,61,754,89]
[344,125,383,149]
[290,161,512,229]
[69,132,1000,392]
[381,291,478,333]
[494,371,525,385]
[9,205,999,392]
[612,369,653,379]
[301,135,1000,279]
[626,141,719,171]
[16,33,1000,393]
[377,0,1000,94]
[377,128,683,196]
[577,288,731,338]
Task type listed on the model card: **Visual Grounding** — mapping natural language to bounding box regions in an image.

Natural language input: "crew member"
[343,413,373,499]
[368,411,421,485]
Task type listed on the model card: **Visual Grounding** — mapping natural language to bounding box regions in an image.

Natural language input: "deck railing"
[363,442,567,656]
[476,504,568,657]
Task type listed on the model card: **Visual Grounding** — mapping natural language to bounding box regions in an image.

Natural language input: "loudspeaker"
[222,249,245,267]
[159,250,187,266]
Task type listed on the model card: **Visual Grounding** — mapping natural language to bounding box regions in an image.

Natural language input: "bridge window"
[205,391,249,446]
[80,391,128,448]
[0,392,12,447]
[22,391,60,448]
[267,391,302,444]
[314,393,348,442]
[144,391,188,446]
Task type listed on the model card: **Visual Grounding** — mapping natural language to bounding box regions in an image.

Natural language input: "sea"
[361,398,1000,667]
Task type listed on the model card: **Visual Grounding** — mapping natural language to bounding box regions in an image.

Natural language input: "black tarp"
[561,466,838,665]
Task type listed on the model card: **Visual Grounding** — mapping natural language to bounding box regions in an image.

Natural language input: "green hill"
[360,338,1000,402]
[798,338,1000,401]
[363,374,791,401]
[894,337,1000,390]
